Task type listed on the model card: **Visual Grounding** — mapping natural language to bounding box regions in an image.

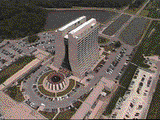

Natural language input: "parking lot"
[102,14,131,36]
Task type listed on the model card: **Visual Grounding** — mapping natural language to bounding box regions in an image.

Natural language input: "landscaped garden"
[38,71,54,85]
[56,79,75,97]
[38,85,55,97]
[5,86,25,102]
[0,55,35,84]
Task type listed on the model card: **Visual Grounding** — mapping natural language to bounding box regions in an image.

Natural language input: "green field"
[55,108,77,119]
[119,63,138,88]
[5,86,25,102]
[0,55,35,84]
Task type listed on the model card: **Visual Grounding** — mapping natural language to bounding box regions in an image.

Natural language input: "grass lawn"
[119,63,138,88]
[0,55,35,84]
[73,101,83,109]
[103,86,126,116]
[5,86,25,102]
[38,71,54,85]
[98,36,110,44]
[38,85,55,97]
[57,79,75,97]
[39,111,57,119]
[54,108,77,120]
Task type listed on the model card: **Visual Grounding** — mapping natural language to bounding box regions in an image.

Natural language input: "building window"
[138,105,142,110]
[135,113,139,116]
[130,103,134,108]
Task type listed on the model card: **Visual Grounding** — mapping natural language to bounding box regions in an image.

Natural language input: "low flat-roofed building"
[37,49,50,56]
[101,77,115,91]
[35,53,47,61]
[71,81,104,119]
[88,100,104,119]
[85,81,104,106]
[2,59,41,89]
[71,102,91,119]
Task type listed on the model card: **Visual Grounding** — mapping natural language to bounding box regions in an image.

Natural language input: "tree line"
[0,0,47,40]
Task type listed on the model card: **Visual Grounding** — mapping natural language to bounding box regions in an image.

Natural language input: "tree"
[28,34,40,43]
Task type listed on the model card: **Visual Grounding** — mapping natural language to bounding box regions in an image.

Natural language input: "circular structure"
[44,71,67,92]
[51,76,61,82]
[47,72,64,83]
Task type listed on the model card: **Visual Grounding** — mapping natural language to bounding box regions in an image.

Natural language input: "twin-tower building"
[53,16,100,79]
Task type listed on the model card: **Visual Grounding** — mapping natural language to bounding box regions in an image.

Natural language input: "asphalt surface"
[118,17,151,46]
[22,37,134,111]
[102,14,131,36]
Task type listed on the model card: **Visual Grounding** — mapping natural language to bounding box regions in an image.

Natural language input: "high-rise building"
[68,18,100,79]
[53,16,86,69]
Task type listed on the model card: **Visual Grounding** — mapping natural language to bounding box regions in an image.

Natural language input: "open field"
[102,14,131,36]
[119,17,151,46]
[0,55,35,84]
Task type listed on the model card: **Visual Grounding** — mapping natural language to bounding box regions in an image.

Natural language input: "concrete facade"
[53,16,86,69]
[68,18,100,79]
